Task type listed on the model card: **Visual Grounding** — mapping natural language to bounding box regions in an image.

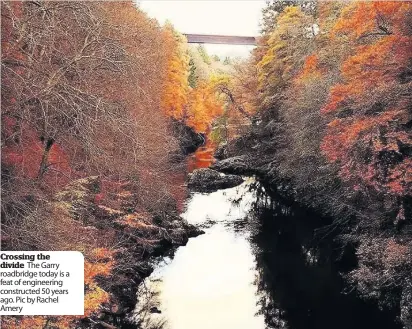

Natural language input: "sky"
[137,1,265,58]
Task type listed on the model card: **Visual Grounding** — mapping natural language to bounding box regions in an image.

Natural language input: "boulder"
[171,119,205,155]
[214,143,228,160]
[188,168,244,192]
[211,156,252,175]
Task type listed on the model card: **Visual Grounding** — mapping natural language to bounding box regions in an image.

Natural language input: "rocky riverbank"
[54,177,203,328]
[211,135,412,328]
[188,168,244,192]
[171,119,205,156]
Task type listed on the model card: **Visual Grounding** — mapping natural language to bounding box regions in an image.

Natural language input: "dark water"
[133,180,400,329]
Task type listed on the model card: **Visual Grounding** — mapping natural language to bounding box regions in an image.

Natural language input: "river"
[132,179,401,329]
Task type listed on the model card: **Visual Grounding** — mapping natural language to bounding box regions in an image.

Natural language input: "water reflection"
[250,186,401,329]
[187,139,216,171]
[133,181,265,329]
[134,181,400,329]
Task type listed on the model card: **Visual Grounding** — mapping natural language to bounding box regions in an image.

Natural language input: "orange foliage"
[2,117,72,188]
[1,2,180,328]
[84,260,113,285]
[322,35,411,114]
[321,110,403,163]
[160,24,225,134]
[89,247,115,262]
[187,81,224,133]
[333,2,411,38]
[1,314,74,329]
[321,1,412,196]
[295,54,323,82]
[1,317,47,329]
[2,254,113,329]
[83,250,113,317]
[161,24,189,120]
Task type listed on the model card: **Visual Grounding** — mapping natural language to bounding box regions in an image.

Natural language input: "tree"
[318,4,412,322]
[211,54,220,62]
[257,6,316,113]
[188,58,198,88]
[321,2,412,201]
[197,44,211,65]
[1,3,182,326]
[260,0,317,35]
[223,57,232,65]
[186,79,224,133]
[161,23,190,121]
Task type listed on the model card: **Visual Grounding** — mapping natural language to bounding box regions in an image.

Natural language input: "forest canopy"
[220,1,412,327]
[1,0,412,328]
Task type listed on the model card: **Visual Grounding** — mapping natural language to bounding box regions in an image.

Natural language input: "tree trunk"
[37,138,54,180]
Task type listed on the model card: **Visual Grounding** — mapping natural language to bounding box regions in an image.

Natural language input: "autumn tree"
[161,23,190,121]
[317,2,412,322]
[183,45,229,134]
[2,2,181,326]
[208,1,412,326]
[97,3,180,211]
[2,1,119,181]
[265,2,350,214]
[321,2,412,216]
[186,79,225,133]
[257,6,316,114]
[260,0,317,37]
[208,68,258,146]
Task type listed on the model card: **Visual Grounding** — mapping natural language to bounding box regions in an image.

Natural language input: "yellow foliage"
[1,316,47,329]
[84,259,113,285]
[88,247,115,262]
[82,255,113,317]
[84,282,110,317]
[257,6,313,94]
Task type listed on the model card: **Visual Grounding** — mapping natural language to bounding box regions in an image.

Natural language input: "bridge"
[184,34,257,46]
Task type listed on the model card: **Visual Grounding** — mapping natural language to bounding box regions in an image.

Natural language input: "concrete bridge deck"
[184,34,257,45]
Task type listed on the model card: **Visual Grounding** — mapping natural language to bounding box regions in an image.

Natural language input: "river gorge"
[132,177,401,329]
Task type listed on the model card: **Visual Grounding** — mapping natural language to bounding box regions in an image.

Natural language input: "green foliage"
[211,54,220,62]
[188,58,198,88]
[197,44,211,65]
[209,113,229,144]
[261,0,295,34]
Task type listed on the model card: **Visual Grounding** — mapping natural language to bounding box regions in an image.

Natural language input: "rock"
[180,219,205,238]
[214,143,228,160]
[211,156,252,175]
[171,119,205,155]
[188,168,244,192]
